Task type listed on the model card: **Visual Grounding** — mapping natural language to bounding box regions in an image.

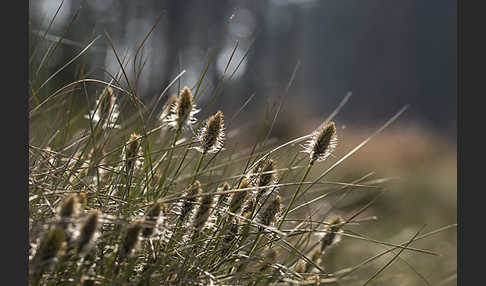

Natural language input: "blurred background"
[29,0,456,284]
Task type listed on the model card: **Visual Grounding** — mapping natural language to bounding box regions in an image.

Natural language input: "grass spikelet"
[142,203,162,238]
[58,194,81,220]
[85,86,121,129]
[66,150,92,185]
[258,247,279,272]
[245,247,280,273]
[192,193,214,233]
[214,182,231,215]
[194,110,225,154]
[241,197,255,220]
[220,218,239,255]
[77,191,87,210]
[303,121,338,164]
[160,93,177,121]
[320,215,345,252]
[76,210,101,256]
[252,159,277,202]
[57,194,82,241]
[229,178,251,215]
[163,86,199,131]
[257,159,277,188]
[293,245,322,275]
[179,180,203,222]
[125,133,143,173]
[118,220,143,262]
[259,195,282,229]
[30,227,66,284]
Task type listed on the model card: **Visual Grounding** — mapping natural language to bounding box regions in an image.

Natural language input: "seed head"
[259,247,280,272]
[229,178,251,215]
[213,183,231,218]
[303,121,337,164]
[192,193,214,232]
[85,86,121,129]
[77,191,88,210]
[220,218,239,255]
[194,110,225,154]
[257,159,277,187]
[246,247,280,273]
[251,159,277,202]
[142,203,162,238]
[179,181,203,222]
[241,198,255,219]
[31,227,66,277]
[163,86,199,130]
[259,195,282,228]
[57,194,81,220]
[320,215,345,252]
[160,93,177,121]
[77,210,101,255]
[294,245,323,274]
[125,133,143,173]
[215,183,231,208]
[118,220,143,261]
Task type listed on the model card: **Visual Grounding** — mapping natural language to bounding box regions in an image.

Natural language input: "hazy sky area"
[30,0,456,135]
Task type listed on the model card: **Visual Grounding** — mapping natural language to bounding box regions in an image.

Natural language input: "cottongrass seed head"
[163,86,200,131]
[194,110,225,154]
[303,121,337,164]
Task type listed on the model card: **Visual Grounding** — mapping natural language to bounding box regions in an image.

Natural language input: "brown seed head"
[229,178,251,214]
[196,110,225,154]
[125,133,142,173]
[180,180,203,222]
[220,219,239,255]
[258,159,276,187]
[31,227,66,275]
[77,210,101,255]
[260,195,282,227]
[216,182,231,208]
[160,93,177,120]
[119,220,143,261]
[192,193,214,232]
[77,191,87,210]
[58,194,81,220]
[321,215,345,251]
[241,198,255,219]
[176,87,194,128]
[142,203,162,238]
[305,121,337,164]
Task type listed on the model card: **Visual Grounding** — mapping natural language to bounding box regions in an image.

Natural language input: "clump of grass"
[28,10,453,285]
